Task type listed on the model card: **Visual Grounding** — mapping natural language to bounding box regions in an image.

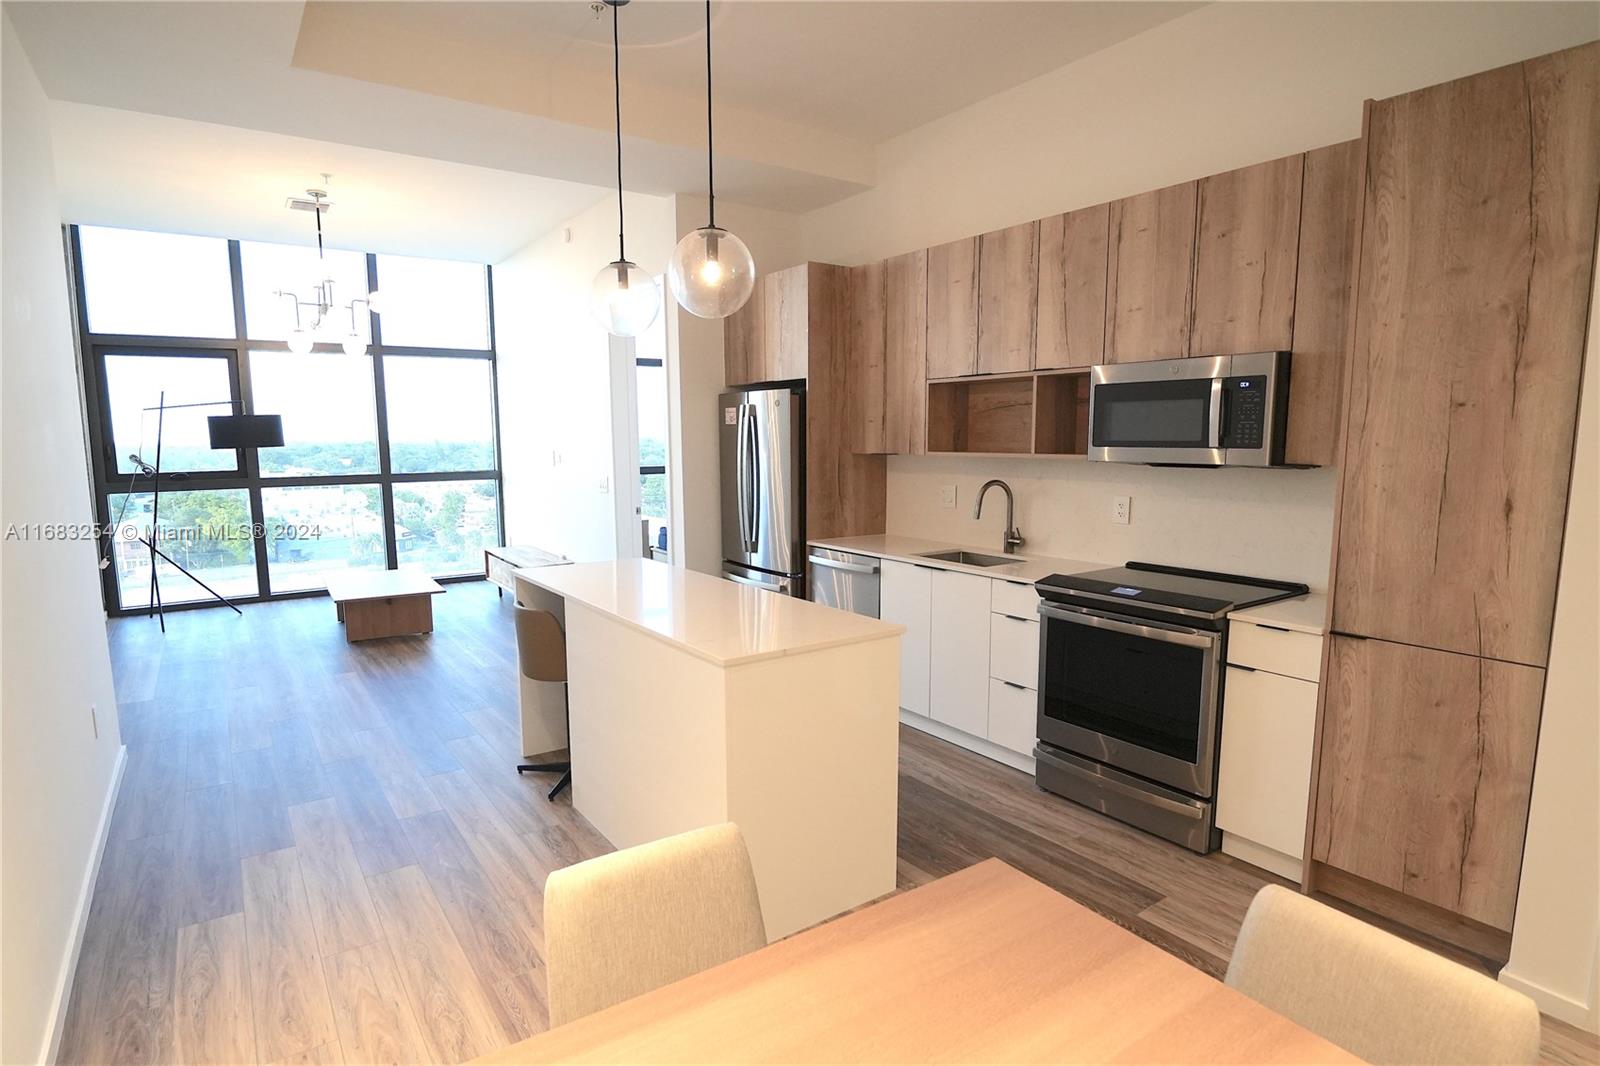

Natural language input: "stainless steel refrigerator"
[720,385,805,595]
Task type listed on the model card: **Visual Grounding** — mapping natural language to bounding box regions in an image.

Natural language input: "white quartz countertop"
[512,558,905,668]
[807,534,1106,585]
[1229,592,1329,636]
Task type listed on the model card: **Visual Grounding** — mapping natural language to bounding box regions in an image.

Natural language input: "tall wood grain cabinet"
[723,263,887,540]
[1106,181,1198,363]
[848,250,928,455]
[1307,42,1600,956]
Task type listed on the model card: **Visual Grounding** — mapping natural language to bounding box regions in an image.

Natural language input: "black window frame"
[71,225,506,614]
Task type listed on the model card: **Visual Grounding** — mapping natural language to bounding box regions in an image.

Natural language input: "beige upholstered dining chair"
[543,822,768,1028]
[1226,885,1541,1065]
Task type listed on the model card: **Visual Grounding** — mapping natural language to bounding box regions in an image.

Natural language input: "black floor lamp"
[109,392,284,631]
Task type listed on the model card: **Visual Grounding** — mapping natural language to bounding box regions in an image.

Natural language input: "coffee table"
[324,569,446,642]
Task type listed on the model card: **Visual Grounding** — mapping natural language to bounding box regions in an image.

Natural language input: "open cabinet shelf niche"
[926,370,1090,456]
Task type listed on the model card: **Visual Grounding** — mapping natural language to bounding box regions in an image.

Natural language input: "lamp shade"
[670,226,755,318]
[208,414,285,450]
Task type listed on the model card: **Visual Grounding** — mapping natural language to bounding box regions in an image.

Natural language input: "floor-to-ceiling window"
[72,225,503,612]
[634,294,669,559]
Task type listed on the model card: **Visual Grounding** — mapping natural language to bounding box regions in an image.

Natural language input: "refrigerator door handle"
[745,403,760,553]
[732,403,745,550]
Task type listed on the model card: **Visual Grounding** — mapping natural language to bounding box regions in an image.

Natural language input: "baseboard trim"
[1220,833,1304,884]
[1498,967,1600,1033]
[898,710,1035,776]
[41,743,126,1065]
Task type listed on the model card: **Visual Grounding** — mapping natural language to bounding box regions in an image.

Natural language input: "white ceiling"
[6,0,1202,261]
[45,103,610,263]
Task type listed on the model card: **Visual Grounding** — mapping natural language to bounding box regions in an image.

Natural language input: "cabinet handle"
[1254,623,1292,633]
[1227,663,1257,673]
[1000,613,1032,623]
[913,564,941,572]
[1001,680,1028,690]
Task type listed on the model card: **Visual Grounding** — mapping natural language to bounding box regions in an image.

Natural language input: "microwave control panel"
[1220,375,1268,449]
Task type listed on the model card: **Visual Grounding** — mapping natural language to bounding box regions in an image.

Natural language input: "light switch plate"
[1111,495,1131,525]
[939,485,957,509]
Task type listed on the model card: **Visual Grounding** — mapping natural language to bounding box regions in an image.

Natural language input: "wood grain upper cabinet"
[975,222,1039,375]
[926,237,979,379]
[1311,636,1543,931]
[849,251,927,455]
[1106,182,1198,362]
[1332,45,1600,665]
[1285,140,1361,468]
[1190,155,1303,356]
[762,267,810,382]
[1036,203,1109,370]
[724,275,766,387]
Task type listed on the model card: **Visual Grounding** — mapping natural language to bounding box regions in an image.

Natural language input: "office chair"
[513,604,572,800]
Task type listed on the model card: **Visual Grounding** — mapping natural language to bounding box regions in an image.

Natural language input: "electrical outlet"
[1111,495,1131,525]
[939,485,957,509]
[597,476,610,494]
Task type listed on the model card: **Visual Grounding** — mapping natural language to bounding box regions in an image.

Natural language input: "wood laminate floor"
[60,581,1598,1065]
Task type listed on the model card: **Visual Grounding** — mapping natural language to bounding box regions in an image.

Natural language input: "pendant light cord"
[612,2,626,264]
[314,192,325,261]
[705,0,715,228]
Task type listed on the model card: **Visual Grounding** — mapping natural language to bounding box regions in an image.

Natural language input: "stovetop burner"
[1035,561,1308,621]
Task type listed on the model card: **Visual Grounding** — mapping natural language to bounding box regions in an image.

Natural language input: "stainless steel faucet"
[973,479,1024,555]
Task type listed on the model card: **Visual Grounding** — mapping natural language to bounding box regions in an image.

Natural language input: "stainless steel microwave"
[1087,351,1291,467]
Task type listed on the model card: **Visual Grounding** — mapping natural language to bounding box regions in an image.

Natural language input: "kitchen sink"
[917,550,1021,568]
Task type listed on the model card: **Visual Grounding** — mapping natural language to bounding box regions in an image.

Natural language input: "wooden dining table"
[475,858,1361,1064]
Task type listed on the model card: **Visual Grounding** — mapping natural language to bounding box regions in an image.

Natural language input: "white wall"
[492,190,676,561]
[1,17,125,1064]
[665,194,803,575]
[1501,268,1600,1033]
[799,2,1600,266]
[888,456,1337,588]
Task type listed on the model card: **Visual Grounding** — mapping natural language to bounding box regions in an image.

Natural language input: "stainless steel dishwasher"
[807,547,881,617]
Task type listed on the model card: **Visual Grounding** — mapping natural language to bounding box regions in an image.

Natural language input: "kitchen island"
[512,558,904,938]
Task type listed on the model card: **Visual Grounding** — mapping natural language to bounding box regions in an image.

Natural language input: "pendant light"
[591,0,661,338]
[668,0,755,319]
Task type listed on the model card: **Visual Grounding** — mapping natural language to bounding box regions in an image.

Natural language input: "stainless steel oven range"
[1031,562,1307,852]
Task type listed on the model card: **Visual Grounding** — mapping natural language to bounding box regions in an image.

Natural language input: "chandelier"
[274,179,380,355]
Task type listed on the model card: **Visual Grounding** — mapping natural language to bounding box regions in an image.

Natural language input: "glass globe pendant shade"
[341,333,366,357]
[287,328,315,355]
[669,226,755,319]
[591,259,661,337]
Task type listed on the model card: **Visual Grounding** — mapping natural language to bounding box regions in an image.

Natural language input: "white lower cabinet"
[1216,660,1319,880]
[986,679,1037,756]
[928,569,991,737]
[881,560,932,717]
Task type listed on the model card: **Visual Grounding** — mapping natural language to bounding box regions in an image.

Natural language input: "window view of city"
[79,225,502,609]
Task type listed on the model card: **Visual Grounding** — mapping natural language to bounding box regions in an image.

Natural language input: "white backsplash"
[887,455,1338,590]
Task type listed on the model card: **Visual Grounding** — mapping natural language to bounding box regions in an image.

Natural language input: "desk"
[513,559,904,938]
[485,545,567,598]
[476,859,1359,1064]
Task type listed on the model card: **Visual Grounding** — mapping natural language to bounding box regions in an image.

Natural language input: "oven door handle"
[1039,602,1217,649]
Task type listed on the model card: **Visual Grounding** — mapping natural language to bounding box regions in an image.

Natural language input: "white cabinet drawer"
[987,678,1038,756]
[988,613,1040,688]
[1228,620,1323,682]
[990,577,1040,620]
[1216,665,1317,860]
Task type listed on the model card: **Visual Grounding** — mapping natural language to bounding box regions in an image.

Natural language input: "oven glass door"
[1091,378,1216,449]
[1037,603,1221,797]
